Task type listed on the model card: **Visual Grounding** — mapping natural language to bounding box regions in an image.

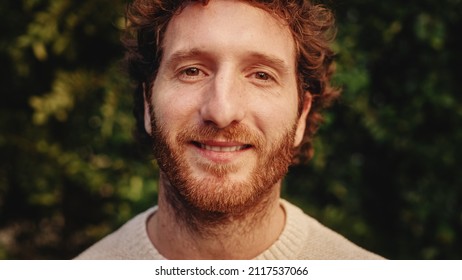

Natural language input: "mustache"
[176,123,265,150]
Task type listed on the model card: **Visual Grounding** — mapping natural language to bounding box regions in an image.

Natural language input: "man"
[77,0,382,259]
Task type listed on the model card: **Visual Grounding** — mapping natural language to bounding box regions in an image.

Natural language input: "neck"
[146,173,285,259]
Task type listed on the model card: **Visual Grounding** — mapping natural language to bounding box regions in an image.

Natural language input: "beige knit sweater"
[75,200,383,260]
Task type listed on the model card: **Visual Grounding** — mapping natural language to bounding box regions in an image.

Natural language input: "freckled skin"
[144,0,312,259]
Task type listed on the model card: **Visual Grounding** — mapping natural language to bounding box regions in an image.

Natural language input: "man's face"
[145,0,310,213]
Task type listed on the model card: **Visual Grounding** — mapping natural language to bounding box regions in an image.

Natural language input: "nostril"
[199,92,246,129]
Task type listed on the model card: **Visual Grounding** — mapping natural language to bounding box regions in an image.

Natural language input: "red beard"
[151,118,296,216]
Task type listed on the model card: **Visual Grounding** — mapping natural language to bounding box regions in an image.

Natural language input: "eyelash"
[178,67,207,81]
[254,71,273,81]
[248,70,278,87]
[176,67,276,85]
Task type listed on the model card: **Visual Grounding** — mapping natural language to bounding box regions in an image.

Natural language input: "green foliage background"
[1,0,461,259]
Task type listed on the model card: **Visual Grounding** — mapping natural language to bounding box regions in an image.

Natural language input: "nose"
[199,69,246,128]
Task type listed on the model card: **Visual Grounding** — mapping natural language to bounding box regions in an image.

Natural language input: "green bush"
[1,0,461,259]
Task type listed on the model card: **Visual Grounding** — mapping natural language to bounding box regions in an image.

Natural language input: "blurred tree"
[285,0,462,259]
[0,0,461,259]
[0,0,157,259]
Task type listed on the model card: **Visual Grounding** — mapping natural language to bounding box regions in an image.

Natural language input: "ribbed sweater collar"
[136,199,304,259]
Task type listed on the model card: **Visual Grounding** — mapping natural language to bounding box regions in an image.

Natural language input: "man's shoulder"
[74,207,162,260]
[258,200,384,260]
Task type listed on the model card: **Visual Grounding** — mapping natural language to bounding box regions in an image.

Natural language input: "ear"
[293,92,312,147]
[143,83,153,135]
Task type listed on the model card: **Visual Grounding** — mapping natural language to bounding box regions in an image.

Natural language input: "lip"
[190,140,252,163]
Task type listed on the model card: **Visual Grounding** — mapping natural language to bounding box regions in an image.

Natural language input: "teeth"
[200,144,246,152]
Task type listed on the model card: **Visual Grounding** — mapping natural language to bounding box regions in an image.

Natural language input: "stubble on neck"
[163,171,281,236]
[147,173,285,259]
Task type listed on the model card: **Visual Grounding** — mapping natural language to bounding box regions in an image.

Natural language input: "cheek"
[253,99,299,138]
[153,93,199,130]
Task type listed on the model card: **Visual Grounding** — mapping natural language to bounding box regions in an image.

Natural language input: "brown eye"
[178,67,207,82]
[255,72,270,80]
[184,67,200,76]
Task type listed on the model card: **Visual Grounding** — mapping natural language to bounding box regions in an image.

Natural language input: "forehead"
[161,0,296,68]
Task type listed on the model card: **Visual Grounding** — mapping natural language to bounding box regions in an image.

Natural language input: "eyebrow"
[163,48,292,74]
[244,52,292,74]
[163,48,210,70]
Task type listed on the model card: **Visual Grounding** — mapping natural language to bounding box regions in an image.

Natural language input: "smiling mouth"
[191,141,252,152]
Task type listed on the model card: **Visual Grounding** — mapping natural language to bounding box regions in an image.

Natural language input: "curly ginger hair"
[123,0,340,163]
